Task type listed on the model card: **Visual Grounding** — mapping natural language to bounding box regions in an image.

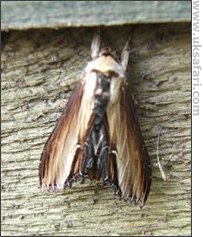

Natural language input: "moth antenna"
[91,31,101,59]
[121,33,132,71]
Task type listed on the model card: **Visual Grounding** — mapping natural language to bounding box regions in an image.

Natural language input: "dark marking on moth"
[70,73,111,179]
[67,72,122,195]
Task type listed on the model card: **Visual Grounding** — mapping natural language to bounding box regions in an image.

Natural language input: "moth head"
[86,34,130,79]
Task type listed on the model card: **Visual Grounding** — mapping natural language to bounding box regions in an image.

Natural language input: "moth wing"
[107,85,151,205]
[39,82,92,190]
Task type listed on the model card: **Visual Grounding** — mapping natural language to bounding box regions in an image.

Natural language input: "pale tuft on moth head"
[88,34,130,76]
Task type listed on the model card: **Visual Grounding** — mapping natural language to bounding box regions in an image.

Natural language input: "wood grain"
[1,24,191,236]
[2,1,191,30]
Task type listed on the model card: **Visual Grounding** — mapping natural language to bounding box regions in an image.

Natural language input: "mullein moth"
[39,33,151,206]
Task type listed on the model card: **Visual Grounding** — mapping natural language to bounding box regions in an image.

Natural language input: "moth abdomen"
[81,120,110,179]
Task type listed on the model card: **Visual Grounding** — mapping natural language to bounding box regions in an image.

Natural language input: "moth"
[39,33,151,206]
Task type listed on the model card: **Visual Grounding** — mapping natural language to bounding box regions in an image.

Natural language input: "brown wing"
[39,81,94,190]
[107,84,151,206]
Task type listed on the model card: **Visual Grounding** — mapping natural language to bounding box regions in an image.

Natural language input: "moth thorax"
[93,72,111,112]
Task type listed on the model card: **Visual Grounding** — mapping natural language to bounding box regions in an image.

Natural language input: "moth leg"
[103,149,122,198]
[97,141,121,197]
[80,141,94,175]
[97,145,109,182]
[67,141,94,187]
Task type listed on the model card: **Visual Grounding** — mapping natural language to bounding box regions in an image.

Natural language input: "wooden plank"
[1,23,191,236]
[2,1,191,31]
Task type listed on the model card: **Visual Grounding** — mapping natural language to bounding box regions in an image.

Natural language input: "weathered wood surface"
[1,23,191,236]
[2,1,191,31]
